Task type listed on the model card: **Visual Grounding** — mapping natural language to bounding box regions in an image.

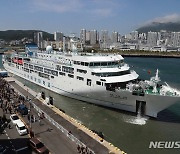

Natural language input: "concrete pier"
[4,77,126,154]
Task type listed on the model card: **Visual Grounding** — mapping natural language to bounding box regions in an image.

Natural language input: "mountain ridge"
[0,30,54,41]
[136,22,180,33]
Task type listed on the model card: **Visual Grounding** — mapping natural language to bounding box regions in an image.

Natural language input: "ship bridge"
[102,70,138,83]
[74,54,124,63]
[91,64,129,73]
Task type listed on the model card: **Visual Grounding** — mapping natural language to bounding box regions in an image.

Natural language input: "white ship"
[2,40,180,118]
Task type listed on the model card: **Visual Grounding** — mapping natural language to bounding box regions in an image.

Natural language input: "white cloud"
[145,14,180,25]
[89,0,120,17]
[92,8,113,17]
[32,0,83,13]
[31,0,120,17]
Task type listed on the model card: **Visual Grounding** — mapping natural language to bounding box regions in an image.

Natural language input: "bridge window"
[51,70,58,76]
[24,68,29,73]
[85,62,89,66]
[96,81,101,85]
[92,70,130,77]
[101,62,107,66]
[29,64,33,69]
[39,72,49,79]
[77,76,84,81]
[34,66,43,72]
[74,61,83,65]
[62,66,74,74]
[59,72,65,76]
[24,63,28,68]
[94,62,100,67]
[90,63,93,66]
[44,68,52,74]
[77,69,87,74]
[68,74,74,78]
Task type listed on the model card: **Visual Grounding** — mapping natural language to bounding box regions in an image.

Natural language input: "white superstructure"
[2,42,180,118]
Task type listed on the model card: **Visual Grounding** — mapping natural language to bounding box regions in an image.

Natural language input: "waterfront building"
[159,30,171,40]
[138,45,150,51]
[139,33,147,40]
[147,32,158,47]
[117,33,122,42]
[100,30,110,49]
[54,32,64,42]
[170,32,180,47]
[111,31,118,43]
[9,40,21,46]
[125,34,132,40]
[44,40,63,50]
[150,46,167,52]
[0,39,5,47]
[100,30,109,43]
[68,36,83,52]
[100,30,113,49]
[130,31,138,41]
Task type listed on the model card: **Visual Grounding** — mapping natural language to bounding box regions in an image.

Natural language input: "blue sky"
[0,0,180,35]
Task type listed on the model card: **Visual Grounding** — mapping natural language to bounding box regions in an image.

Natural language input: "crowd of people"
[77,144,93,154]
[0,77,27,133]
[0,77,94,153]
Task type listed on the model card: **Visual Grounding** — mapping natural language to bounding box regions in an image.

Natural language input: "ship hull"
[3,62,180,118]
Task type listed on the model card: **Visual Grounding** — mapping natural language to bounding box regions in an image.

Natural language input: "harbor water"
[1,55,180,154]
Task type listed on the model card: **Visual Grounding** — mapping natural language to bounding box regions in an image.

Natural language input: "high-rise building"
[90,30,97,45]
[100,30,109,43]
[118,33,122,42]
[147,32,158,47]
[80,29,86,44]
[171,32,180,47]
[34,32,43,49]
[111,31,118,43]
[139,33,146,40]
[125,34,132,40]
[54,32,64,41]
[86,31,90,42]
[130,31,138,40]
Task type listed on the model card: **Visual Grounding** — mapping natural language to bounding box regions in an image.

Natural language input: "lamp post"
[27,88,29,100]
[24,84,34,138]
[29,98,32,129]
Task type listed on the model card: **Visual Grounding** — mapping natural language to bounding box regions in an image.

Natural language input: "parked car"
[28,138,49,154]
[15,121,27,135]
[10,114,21,125]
